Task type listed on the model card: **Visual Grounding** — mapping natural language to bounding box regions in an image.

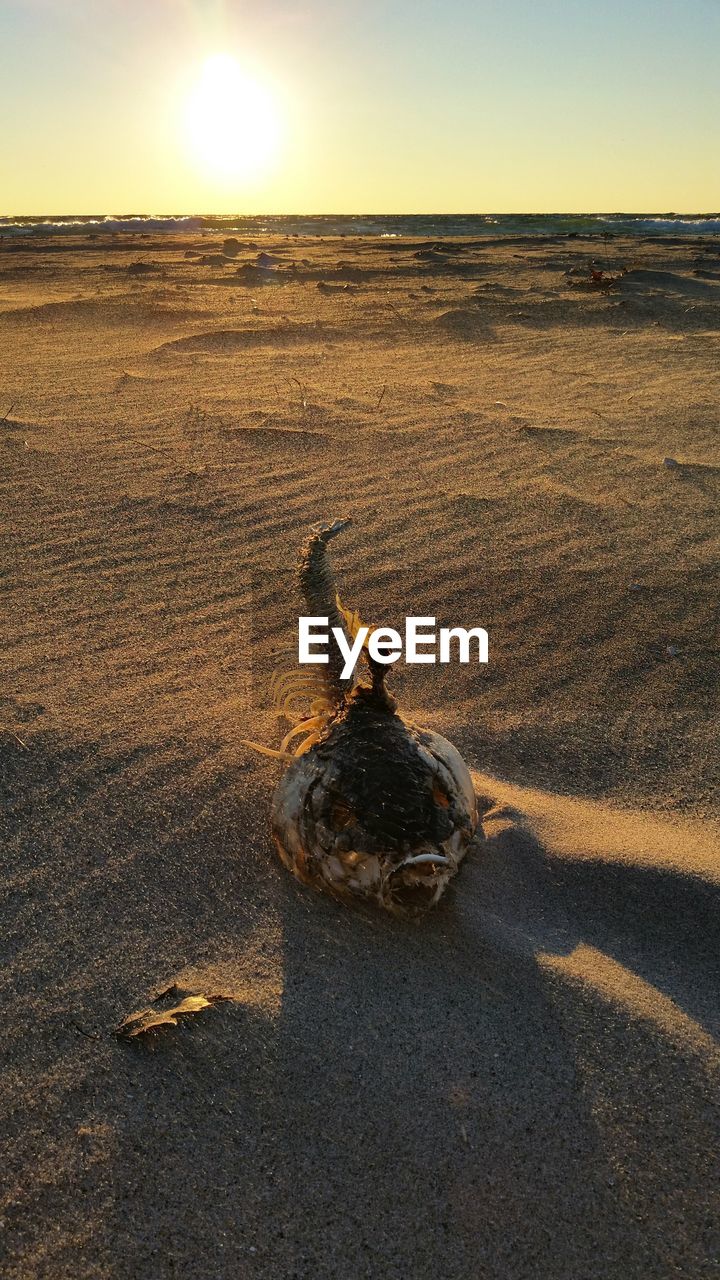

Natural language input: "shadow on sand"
[3,737,718,1278]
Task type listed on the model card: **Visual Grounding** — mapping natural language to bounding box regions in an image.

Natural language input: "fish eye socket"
[432,781,450,808]
[329,798,356,830]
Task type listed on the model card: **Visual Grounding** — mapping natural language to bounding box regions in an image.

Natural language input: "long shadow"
[263,822,702,1279]
[5,737,718,1278]
[261,800,720,1278]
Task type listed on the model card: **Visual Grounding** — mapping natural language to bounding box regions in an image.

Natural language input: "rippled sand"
[2,231,719,1279]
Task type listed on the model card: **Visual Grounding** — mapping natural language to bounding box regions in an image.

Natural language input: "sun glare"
[183,54,281,182]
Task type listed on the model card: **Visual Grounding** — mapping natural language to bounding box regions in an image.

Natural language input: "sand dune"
[1,231,719,1278]
[152,324,346,356]
[620,267,720,299]
[0,295,204,326]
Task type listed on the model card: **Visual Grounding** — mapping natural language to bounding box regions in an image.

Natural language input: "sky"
[1,0,718,214]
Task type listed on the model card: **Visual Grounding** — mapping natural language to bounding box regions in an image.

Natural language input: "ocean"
[2,213,720,239]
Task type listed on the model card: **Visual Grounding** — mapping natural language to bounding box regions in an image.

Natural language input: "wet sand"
[1,231,719,1278]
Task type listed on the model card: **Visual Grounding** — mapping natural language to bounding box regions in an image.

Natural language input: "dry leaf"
[115,993,225,1039]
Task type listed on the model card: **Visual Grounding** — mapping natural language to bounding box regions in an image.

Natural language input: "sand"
[1,230,719,1278]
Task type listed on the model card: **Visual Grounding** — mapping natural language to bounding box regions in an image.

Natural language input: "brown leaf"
[115,993,224,1039]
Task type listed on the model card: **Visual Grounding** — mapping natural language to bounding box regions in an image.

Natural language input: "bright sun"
[183,54,281,182]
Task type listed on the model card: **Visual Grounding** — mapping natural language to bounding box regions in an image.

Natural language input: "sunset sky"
[1,0,718,215]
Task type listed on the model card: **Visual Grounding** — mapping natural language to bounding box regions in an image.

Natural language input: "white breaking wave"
[0,215,204,236]
[1,213,719,239]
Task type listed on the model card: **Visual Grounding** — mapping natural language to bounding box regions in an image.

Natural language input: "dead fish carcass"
[244,519,478,917]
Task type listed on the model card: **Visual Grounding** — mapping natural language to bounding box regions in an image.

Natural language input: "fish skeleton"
[243,519,479,917]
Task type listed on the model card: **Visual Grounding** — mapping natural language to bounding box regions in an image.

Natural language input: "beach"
[2,230,719,1278]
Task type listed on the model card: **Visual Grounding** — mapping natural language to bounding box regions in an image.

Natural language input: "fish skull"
[271,685,478,917]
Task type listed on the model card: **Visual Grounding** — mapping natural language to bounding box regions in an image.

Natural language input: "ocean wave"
[1,212,719,239]
[596,215,720,232]
[0,215,204,237]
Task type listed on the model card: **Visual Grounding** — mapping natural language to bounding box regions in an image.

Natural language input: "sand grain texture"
[1,233,719,1279]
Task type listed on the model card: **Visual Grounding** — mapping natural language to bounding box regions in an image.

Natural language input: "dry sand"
[1,230,719,1278]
